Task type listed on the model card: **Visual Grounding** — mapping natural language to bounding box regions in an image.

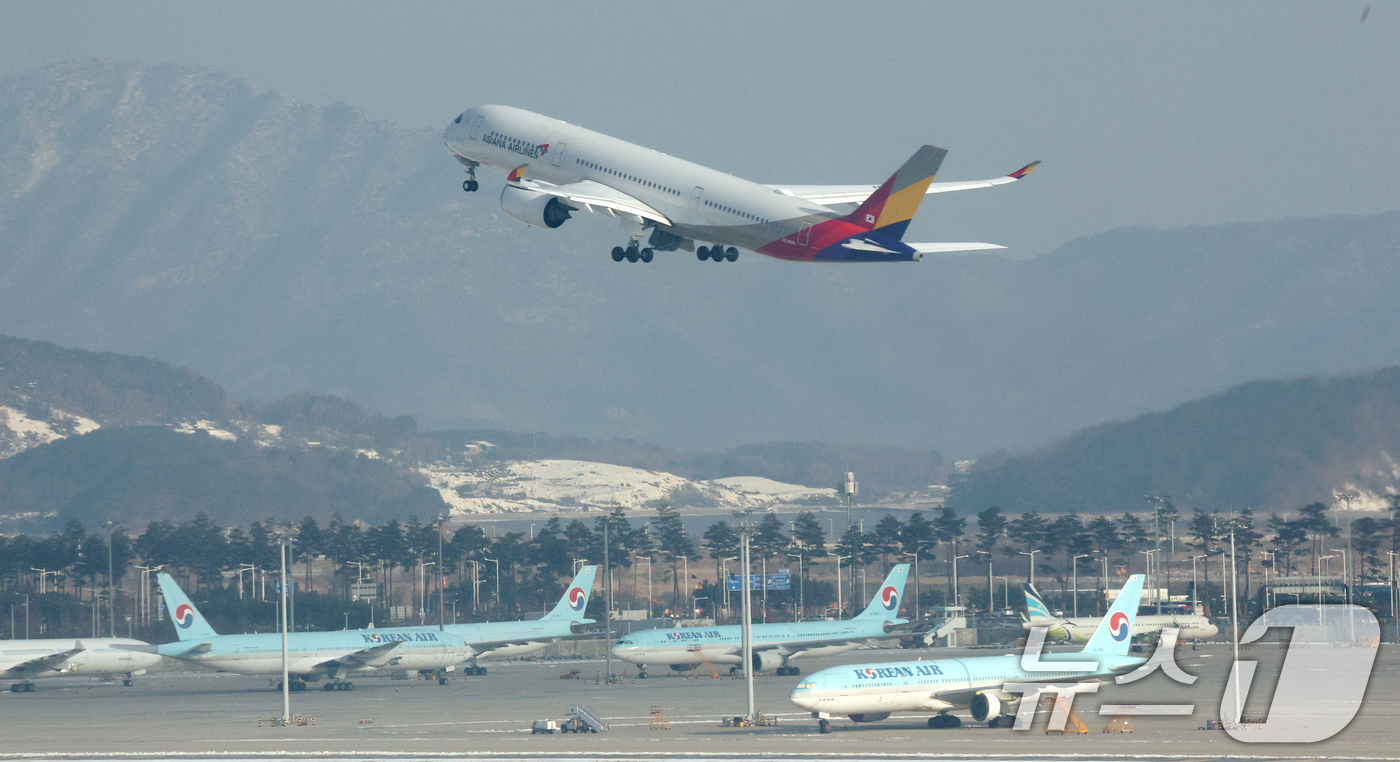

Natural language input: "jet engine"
[668,663,697,672]
[848,712,891,723]
[500,185,572,228]
[751,651,785,673]
[970,692,1002,722]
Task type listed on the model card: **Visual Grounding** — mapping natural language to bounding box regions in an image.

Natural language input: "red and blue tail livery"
[445,105,1036,265]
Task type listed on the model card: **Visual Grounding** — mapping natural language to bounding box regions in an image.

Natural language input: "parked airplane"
[1022,582,1217,642]
[791,575,1147,732]
[444,105,1037,263]
[156,565,596,690]
[610,564,910,678]
[3,637,163,692]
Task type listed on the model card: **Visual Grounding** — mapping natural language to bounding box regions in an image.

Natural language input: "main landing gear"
[322,680,356,691]
[927,713,961,729]
[275,679,308,692]
[818,718,832,733]
[697,245,738,262]
[461,163,480,193]
[775,665,801,676]
[463,663,488,676]
[611,236,654,263]
[9,681,36,693]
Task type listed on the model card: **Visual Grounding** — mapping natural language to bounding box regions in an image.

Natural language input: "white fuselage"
[1027,614,1218,642]
[443,105,836,256]
[162,629,467,678]
[611,619,897,670]
[791,651,1142,717]
[1,638,161,680]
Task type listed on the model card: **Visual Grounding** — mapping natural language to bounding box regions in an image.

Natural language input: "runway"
[1,643,1396,761]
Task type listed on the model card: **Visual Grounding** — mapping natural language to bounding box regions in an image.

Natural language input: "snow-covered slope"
[422,459,837,515]
[0,405,100,458]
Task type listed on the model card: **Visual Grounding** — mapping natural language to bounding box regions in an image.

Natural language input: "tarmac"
[1,642,1396,761]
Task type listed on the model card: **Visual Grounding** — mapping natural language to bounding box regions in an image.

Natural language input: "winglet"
[507,164,528,183]
[1007,160,1041,179]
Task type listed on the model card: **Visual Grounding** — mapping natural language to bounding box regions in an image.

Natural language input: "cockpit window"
[618,639,632,645]
[454,113,464,124]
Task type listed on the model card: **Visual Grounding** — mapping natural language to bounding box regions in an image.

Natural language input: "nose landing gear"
[461,163,480,193]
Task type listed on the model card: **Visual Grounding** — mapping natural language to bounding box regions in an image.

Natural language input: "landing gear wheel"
[640,248,654,263]
[438,676,450,685]
[638,671,648,679]
[324,682,336,691]
[612,247,625,262]
[625,247,640,263]
[697,246,710,261]
[725,247,738,261]
[123,678,133,687]
[928,713,961,729]
[462,180,479,193]
[818,718,832,734]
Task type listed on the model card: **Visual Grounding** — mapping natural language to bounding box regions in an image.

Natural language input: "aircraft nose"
[789,684,819,710]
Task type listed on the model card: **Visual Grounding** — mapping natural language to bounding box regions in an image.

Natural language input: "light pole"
[483,558,500,614]
[996,576,1009,610]
[835,554,850,617]
[419,560,436,625]
[1191,554,1206,614]
[1335,490,1358,615]
[783,553,805,621]
[903,551,920,621]
[136,565,162,626]
[279,541,291,725]
[1329,547,1356,642]
[1139,549,1157,610]
[1387,550,1399,627]
[952,555,968,610]
[1019,550,1040,591]
[1260,551,1275,611]
[32,568,58,595]
[1072,554,1091,617]
[104,521,117,638]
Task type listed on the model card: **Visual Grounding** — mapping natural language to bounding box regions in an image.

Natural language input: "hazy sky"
[3,1,1397,257]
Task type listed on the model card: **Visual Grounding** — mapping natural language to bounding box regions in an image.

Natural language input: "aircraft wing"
[0,645,84,676]
[312,641,403,671]
[510,177,672,226]
[767,161,1040,206]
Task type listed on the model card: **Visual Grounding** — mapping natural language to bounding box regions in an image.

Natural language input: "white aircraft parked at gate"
[791,575,1148,732]
[610,564,909,678]
[1021,582,1217,642]
[444,105,1038,264]
[2,637,162,692]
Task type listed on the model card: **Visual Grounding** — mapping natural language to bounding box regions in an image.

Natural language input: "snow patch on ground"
[172,419,239,441]
[421,459,836,516]
[0,405,101,458]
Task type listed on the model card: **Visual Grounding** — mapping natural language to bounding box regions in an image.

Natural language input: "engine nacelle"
[848,712,891,723]
[751,651,785,673]
[970,692,1002,722]
[668,663,696,672]
[500,185,572,229]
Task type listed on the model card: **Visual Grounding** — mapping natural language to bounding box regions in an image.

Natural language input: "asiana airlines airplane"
[444,105,1038,263]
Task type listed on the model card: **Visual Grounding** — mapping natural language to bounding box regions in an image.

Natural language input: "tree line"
[4,497,1398,639]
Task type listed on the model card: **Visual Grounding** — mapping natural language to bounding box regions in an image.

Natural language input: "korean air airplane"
[1022,582,1217,642]
[791,575,1147,732]
[3,637,163,693]
[444,105,1037,263]
[156,566,596,690]
[610,564,909,678]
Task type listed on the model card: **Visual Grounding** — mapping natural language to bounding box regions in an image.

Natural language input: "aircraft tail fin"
[1080,574,1144,657]
[542,565,598,621]
[156,573,220,641]
[1023,582,1057,621]
[845,145,947,241]
[855,564,911,620]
